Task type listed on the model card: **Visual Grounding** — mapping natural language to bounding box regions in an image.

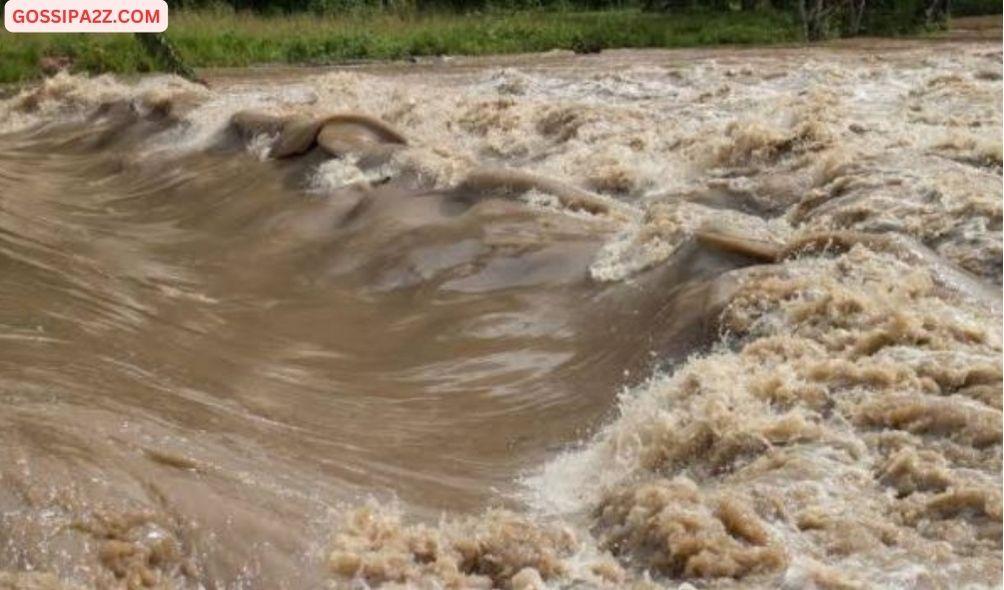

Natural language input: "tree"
[921,0,951,25]
[846,0,866,34]
[135,33,204,84]
[796,0,834,40]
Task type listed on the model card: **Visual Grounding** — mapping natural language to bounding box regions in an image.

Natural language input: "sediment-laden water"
[0,39,1001,590]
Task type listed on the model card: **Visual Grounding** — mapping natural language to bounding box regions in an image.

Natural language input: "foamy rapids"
[0,41,1001,589]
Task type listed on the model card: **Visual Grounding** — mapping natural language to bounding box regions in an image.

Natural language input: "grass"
[2,2,998,86]
[0,8,801,84]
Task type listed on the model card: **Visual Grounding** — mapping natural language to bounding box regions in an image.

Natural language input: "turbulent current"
[0,36,1001,590]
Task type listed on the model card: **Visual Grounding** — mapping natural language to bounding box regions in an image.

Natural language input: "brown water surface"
[0,33,1001,589]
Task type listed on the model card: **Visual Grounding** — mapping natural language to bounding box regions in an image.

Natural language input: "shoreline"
[0,11,998,87]
[202,26,1002,87]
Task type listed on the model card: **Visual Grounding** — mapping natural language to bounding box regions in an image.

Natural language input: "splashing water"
[0,38,1000,590]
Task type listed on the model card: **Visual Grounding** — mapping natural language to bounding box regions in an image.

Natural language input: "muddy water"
[0,37,1002,590]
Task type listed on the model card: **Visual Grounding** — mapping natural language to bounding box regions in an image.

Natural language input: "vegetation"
[0,0,999,84]
[954,0,1004,16]
[2,9,801,84]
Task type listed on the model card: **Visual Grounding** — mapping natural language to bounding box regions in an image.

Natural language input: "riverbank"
[4,9,1001,86]
[0,9,812,84]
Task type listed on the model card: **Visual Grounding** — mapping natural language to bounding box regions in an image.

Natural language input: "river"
[0,35,1001,589]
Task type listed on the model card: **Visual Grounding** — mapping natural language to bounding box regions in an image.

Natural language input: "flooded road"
[0,34,1001,589]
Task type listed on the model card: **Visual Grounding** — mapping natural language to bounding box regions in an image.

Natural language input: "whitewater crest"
[0,40,1000,590]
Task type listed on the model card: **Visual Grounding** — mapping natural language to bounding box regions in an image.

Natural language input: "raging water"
[0,34,1001,590]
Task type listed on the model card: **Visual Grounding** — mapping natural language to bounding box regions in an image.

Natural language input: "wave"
[0,41,1000,589]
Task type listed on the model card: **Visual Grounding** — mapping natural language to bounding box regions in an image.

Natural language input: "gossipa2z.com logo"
[5,0,168,32]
